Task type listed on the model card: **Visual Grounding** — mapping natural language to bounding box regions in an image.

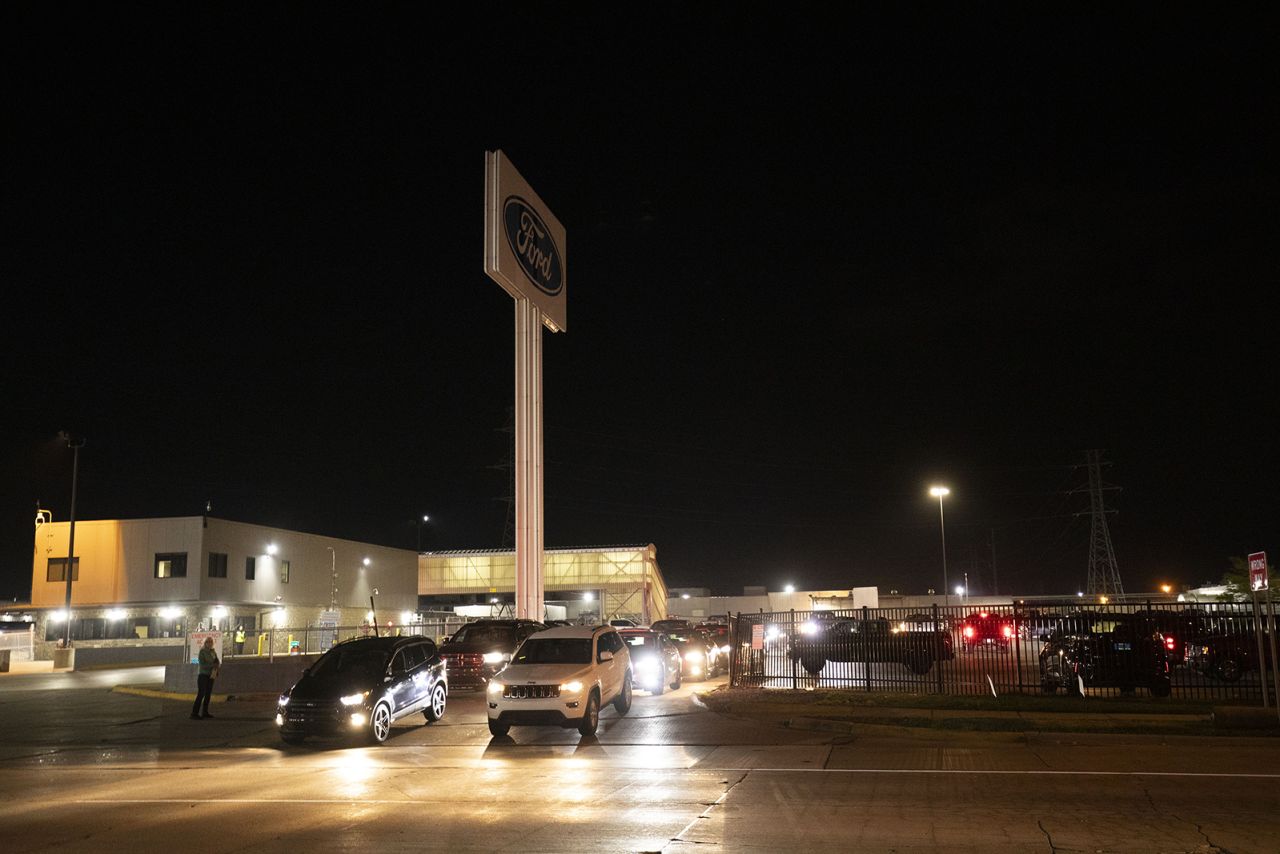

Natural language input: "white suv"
[486,626,632,737]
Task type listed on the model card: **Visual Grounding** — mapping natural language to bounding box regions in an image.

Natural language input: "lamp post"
[929,486,950,607]
[415,514,431,552]
[60,432,84,648]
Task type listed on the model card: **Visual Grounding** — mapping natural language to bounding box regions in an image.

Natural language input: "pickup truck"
[788,615,954,675]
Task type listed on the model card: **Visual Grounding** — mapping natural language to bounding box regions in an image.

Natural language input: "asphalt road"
[2,667,1279,853]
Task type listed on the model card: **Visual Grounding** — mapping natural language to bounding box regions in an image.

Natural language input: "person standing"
[191,636,219,719]
[233,624,246,655]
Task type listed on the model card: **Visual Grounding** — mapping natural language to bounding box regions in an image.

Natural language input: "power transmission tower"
[490,406,515,548]
[1073,449,1124,597]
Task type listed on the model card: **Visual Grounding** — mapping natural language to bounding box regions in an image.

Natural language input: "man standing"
[233,624,246,655]
[191,636,219,719]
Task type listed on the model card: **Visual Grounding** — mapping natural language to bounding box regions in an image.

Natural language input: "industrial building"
[419,543,668,624]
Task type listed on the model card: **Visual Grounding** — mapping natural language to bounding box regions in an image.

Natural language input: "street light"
[58,432,84,649]
[415,515,431,552]
[784,584,795,594]
[928,486,950,607]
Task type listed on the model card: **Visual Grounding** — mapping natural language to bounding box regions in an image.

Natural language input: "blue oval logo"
[503,196,563,296]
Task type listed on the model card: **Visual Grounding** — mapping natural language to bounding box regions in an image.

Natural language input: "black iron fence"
[728,602,1276,701]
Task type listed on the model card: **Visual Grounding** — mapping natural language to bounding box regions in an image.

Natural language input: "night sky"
[4,7,1275,601]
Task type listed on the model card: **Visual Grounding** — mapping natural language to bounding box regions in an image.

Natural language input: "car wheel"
[905,653,931,675]
[613,673,633,715]
[1219,658,1243,682]
[368,702,392,744]
[801,655,825,676]
[578,691,600,737]
[487,718,510,737]
[670,668,682,691]
[423,683,447,723]
[1150,676,1171,698]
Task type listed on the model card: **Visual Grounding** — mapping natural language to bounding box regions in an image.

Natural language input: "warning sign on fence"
[751,624,764,650]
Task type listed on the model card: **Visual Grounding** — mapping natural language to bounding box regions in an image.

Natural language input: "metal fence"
[728,602,1277,701]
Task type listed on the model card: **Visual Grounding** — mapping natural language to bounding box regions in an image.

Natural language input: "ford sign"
[503,196,564,296]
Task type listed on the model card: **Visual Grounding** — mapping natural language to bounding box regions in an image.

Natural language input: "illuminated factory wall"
[419,544,668,623]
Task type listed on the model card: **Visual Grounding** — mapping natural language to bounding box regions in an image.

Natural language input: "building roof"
[423,544,654,557]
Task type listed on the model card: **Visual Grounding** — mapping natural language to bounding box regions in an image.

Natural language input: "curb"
[112,686,278,703]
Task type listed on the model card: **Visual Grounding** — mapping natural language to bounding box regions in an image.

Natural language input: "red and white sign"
[751,624,764,650]
[1249,551,1268,592]
[188,630,223,664]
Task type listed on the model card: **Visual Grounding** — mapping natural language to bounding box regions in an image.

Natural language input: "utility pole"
[60,433,84,648]
[1074,449,1124,597]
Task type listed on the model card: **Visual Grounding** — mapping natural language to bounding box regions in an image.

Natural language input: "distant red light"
[963,626,975,639]
[1001,625,1013,638]
[979,612,989,619]
[1164,635,1176,650]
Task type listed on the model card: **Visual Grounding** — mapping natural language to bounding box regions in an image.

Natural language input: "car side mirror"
[599,651,614,662]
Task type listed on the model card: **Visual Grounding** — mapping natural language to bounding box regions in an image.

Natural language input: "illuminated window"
[46,557,79,582]
[208,553,228,578]
[154,553,188,579]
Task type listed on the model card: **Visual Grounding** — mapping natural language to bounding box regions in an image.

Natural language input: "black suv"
[788,615,954,675]
[439,619,546,690]
[276,635,447,745]
[1038,613,1171,697]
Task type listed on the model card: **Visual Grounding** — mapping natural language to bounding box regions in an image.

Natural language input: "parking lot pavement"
[4,667,1280,852]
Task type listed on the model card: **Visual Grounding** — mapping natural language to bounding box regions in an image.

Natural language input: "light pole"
[415,514,431,552]
[929,486,950,607]
[60,432,84,648]
[326,546,337,611]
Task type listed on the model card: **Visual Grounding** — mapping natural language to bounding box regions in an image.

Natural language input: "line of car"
[275,617,731,745]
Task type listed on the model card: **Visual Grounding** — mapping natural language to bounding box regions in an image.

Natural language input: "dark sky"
[3,7,1275,601]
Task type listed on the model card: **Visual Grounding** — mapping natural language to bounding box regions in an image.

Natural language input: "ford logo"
[503,196,563,296]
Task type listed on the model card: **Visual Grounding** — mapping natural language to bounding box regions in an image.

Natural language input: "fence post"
[790,609,797,690]
[1013,600,1023,694]
[268,627,275,663]
[933,603,943,695]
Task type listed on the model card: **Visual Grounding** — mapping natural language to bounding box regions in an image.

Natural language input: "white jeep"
[486,625,632,737]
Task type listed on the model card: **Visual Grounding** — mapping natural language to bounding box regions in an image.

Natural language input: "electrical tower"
[1073,449,1124,596]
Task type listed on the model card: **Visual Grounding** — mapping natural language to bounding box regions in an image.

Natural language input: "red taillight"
[1001,625,1013,638]
[963,626,975,639]
[1164,635,1176,650]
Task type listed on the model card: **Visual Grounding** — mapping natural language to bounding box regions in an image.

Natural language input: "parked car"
[695,622,731,657]
[439,619,546,690]
[649,618,695,634]
[1130,608,1211,665]
[654,625,720,679]
[1187,630,1276,682]
[788,615,954,675]
[276,635,447,745]
[618,628,684,693]
[958,611,1014,652]
[1038,614,1171,697]
[486,625,632,737]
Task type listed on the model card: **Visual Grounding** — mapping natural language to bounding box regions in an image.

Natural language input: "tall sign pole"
[1248,551,1277,718]
[484,151,566,621]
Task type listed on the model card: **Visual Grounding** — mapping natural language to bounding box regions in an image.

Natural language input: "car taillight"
[963,626,975,639]
[1001,625,1013,638]
[1164,636,1176,650]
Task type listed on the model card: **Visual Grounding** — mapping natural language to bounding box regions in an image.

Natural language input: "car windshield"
[449,624,517,646]
[622,634,658,649]
[513,638,592,664]
[310,644,390,679]
[651,621,689,633]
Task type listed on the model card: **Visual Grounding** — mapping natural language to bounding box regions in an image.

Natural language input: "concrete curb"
[112,686,278,703]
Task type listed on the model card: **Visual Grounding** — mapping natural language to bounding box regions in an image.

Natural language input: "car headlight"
[274,713,284,726]
[765,626,780,640]
[349,713,366,727]
[684,651,703,662]
[720,645,731,655]
[482,651,509,665]
[339,692,368,706]
[560,681,583,693]
[637,657,659,672]
[487,680,504,695]
[277,693,290,707]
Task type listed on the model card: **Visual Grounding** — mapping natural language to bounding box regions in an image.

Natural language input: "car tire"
[578,692,600,737]
[670,668,682,691]
[368,702,392,744]
[1218,658,1243,682]
[905,653,931,675]
[487,718,510,737]
[1150,676,1171,698]
[423,683,447,723]
[613,673,633,715]
[801,655,825,676]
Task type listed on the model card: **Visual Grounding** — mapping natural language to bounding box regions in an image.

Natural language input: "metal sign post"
[485,151,566,621]
[1251,591,1269,709]
[1252,551,1279,720]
